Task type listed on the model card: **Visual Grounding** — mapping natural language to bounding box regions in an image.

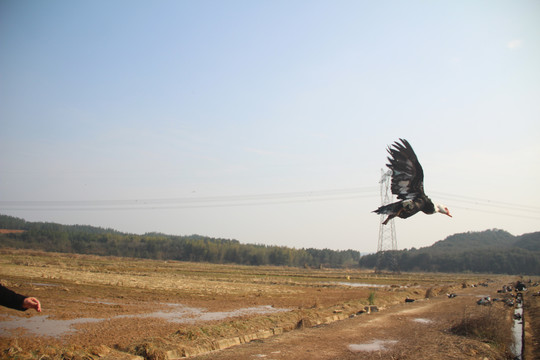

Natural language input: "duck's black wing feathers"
[386,139,426,200]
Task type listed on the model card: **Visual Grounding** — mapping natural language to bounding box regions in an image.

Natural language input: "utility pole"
[375,169,399,273]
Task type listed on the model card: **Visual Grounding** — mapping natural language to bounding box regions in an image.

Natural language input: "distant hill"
[514,232,540,251]
[359,229,540,275]
[428,229,540,253]
[429,229,516,252]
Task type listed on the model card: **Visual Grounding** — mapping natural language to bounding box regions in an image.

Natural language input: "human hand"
[23,297,41,312]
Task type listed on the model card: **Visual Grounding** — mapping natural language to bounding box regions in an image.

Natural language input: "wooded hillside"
[0,214,359,268]
[1,215,538,273]
[359,229,540,274]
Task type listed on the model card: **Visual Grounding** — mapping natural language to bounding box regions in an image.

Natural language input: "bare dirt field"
[0,249,537,359]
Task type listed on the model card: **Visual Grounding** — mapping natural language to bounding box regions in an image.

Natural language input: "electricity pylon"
[375,169,400,273]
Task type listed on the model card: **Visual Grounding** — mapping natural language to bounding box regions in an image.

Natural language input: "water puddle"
[251,351,280,358]
[0,304,287,338]
[511,301,523,359]
[29,282,61,287]
[0,315,103,337]
[79,299,121,306]
[413,318,432,324]
[129,304,286,324]
[332,282,389,288]
[348,339,398,352]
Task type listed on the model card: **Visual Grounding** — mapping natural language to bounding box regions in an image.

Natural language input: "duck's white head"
[435,204,452,217]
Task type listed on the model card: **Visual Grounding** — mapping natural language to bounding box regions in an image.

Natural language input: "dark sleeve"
[0,284,27,311]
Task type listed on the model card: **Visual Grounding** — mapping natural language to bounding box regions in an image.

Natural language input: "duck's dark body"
[373,139,449,225]
[374,196,435,224]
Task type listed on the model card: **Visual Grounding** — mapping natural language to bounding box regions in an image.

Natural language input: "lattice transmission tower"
[375,169,399,273]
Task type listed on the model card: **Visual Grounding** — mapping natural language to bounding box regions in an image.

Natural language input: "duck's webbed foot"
[382,215,395,225]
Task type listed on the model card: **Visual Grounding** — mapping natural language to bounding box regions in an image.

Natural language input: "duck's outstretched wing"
[386,139,425,200]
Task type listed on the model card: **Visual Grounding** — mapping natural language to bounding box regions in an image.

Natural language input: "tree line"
[0,215,360,268]
[1,215,539,273]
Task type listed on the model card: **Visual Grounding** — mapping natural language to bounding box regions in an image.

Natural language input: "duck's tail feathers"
[373,202,401,215]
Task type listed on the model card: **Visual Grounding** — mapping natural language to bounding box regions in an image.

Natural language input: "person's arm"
[0,285,34,311]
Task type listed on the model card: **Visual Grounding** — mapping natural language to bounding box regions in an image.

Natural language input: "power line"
[2,187,538,220]
[1,187,379,211]
[431,191,540,213]
[449,205,540,221]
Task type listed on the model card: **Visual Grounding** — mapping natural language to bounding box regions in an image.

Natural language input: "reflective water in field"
[125,304,287,323]
[0,315,103,338]
[332,282,389,287]
[512,303,523,359]
[0,303,287,338]
[348,339,398,352]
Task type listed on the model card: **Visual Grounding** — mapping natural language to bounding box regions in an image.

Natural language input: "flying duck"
[373,139,452,225]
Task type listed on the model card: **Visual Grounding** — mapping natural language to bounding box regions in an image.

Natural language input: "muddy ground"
[0,249,537,359]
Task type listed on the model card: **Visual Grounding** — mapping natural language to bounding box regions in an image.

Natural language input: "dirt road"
[194,286,510,360]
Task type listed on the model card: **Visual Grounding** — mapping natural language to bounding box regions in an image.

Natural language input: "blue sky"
[1,0,539,252]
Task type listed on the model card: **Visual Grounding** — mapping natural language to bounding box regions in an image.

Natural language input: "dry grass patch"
[449,306,513,356]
